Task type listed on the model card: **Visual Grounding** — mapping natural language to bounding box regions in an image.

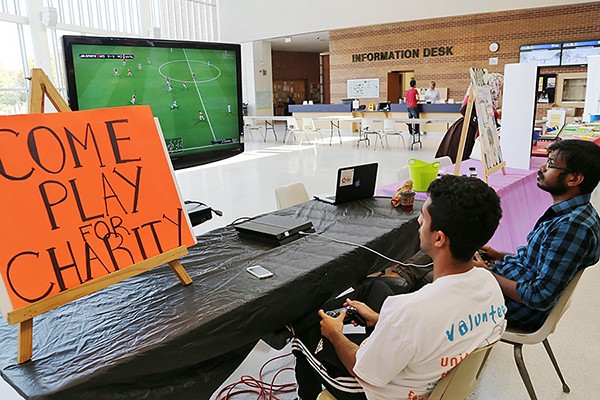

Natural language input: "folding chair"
[379,118,407,149]
[317,342,497,400]
[243,117,264,141]
[274,182,310,209]
[283,117,302,144]
[299,118,324,145]
[357,118,383,149]
[500,268,585,400]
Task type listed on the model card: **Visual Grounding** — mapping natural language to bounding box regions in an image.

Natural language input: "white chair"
[429,342,497,400]
[379,118,406,149]
[283,117,303,144]
[357,118,384,149]
[501,268,585,400]
[299,118,324,145]
[274,182,310,209]
[317,342,497,400]
[434,156,453,168]
[243,117,264,141]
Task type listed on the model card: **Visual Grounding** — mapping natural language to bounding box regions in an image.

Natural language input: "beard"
[537,171,568,196]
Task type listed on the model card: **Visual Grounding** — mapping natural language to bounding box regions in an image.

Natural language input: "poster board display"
[347,78,380,98]
[470,68,506,178]
[0,105,196,316]
[3,69,195,364]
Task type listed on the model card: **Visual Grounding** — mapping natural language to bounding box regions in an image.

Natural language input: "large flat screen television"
[561,40,600,66]
[519,43,562,66]
[62,35,244,170]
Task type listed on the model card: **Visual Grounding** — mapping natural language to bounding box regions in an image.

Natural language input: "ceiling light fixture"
[284,37,292,43]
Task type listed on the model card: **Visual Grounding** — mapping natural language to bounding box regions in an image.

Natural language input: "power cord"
[184,200,223,217]
[229,216,253,225]
[214,352,296,399]
[299,230,433,268]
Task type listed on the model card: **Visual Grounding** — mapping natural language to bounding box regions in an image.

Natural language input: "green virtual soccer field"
[72,44,240,155]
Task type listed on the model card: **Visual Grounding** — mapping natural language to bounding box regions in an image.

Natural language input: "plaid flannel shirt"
[491,194,600,331]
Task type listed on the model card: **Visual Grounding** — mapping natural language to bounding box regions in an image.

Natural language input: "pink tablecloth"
[376,158,553,252]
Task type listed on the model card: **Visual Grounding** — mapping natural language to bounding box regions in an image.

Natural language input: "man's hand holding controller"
[323,298,379,328]
[325,306,367,326]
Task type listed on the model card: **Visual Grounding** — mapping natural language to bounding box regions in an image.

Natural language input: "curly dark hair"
[548,139,600,194]
[427,175,502,261]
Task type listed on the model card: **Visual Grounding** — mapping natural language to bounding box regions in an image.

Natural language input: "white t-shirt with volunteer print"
[353,267,506,400]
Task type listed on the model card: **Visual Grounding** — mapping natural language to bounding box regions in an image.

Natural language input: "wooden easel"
[454,69,506,182]
[10,69,192,364]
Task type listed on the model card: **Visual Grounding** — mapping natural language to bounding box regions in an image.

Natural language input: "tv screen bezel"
[62,35,244,170]
[561,40,600,66]
[519,43,562,67]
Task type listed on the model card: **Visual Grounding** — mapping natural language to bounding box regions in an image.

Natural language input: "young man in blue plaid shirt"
[478,140,600,332]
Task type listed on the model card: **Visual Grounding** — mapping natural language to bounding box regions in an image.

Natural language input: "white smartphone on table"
[246,265,273,279]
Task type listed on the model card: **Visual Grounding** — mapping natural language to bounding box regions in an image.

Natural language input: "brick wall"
[329,3,600,106]
[272,51,320,82]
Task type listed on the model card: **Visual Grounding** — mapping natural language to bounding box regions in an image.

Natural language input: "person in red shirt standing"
[405,79,420,136]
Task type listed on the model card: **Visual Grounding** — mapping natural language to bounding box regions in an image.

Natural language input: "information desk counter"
[0,198,421,400]
[290,103,460,134]
[377,158,552,253]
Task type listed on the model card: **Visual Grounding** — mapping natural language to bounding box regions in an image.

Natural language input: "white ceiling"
[268,31,329,53]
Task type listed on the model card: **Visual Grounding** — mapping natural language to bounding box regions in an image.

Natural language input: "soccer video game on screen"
[70,43,240,157]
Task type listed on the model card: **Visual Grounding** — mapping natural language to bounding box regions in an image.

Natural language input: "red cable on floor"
[214,352,297,399]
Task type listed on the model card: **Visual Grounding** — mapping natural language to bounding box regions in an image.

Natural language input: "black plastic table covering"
[0,197,421,399]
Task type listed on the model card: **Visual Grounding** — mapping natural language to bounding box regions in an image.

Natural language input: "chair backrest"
[382,118,397,131]
[434,156,453,168]
[286,117,299,130]
[317,390,337,400]
[302,118,316,130]
[429,342,496,400]
[503,268,585,346]
[243,116,256,127]
[275,182,310,209]
[361,118,375,132]
[537,268,584,338]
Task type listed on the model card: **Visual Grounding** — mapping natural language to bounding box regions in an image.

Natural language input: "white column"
[138,0,156,38]
[25,0,52,74]
[241,40,273,116]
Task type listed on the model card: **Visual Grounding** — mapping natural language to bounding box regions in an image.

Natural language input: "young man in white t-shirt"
[292,175,506,400]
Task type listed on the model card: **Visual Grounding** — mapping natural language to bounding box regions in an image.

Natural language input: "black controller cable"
[298,230,433,268]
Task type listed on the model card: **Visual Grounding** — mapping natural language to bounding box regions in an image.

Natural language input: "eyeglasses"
[544,159,576,173]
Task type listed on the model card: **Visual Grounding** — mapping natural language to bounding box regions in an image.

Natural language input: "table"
[377,158,552,252]
[314,115,362,145]
[244,116,292,141]
[370,118,457,150]
[0,198,421,400]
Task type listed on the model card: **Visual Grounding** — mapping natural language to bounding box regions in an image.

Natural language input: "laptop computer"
[538,123,566,141]
[314,163,378,205]
[234,214,314,246]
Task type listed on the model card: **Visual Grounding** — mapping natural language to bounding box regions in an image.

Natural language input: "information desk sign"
[0,105,196,362]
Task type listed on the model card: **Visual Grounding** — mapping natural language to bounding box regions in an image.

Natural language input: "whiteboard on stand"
[583,55,600,122]
[500,63,538,170]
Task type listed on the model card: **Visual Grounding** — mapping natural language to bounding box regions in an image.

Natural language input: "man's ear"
[434,230,447,249]
[566,171,584,188]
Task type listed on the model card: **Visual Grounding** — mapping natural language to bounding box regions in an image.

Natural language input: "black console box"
[184,202,212,226]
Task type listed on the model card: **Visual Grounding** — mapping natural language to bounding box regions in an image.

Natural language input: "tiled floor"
[2,127,599,399]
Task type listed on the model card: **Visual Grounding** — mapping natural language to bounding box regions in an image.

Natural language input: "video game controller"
[325,306,367,326]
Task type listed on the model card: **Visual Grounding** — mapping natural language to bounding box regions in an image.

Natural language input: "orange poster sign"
[0,106,196,315]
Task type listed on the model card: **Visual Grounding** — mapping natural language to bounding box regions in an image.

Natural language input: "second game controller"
[325,306,367,326]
